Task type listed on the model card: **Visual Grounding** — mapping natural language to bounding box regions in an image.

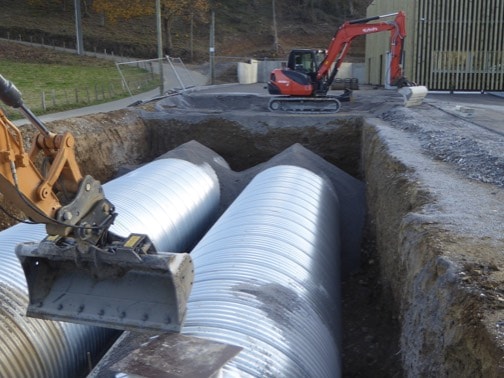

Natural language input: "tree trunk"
[348,0,354,16]
[163,17,173,55]
[82,0,91,17]
[272,0,279,54]
[310,0,316,23]
[190,12,194,62]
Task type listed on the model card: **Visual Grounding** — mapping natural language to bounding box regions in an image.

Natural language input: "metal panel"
[0,158,220,377]
[366,0,504,90]
[183,165,342,377]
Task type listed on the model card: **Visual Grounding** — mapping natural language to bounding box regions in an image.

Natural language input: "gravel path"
[378,94,504,188]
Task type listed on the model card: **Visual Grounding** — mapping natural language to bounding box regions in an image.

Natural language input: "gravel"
[378,101,504,188]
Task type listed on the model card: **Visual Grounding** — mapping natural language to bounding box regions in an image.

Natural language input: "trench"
[0,92,503,376]
[136,112,404,377]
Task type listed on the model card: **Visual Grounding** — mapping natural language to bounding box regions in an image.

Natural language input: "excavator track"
[268,96,341,113]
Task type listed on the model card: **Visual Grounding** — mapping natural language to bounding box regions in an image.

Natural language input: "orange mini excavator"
[267,11,428,112]
[0,74,193,333]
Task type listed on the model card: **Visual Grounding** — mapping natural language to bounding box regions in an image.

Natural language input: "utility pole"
[156,0,164,95]
[209,11,215,85]
[74,0,84,55]
[190,12,194,63]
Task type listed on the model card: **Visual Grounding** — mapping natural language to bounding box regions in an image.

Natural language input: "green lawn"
[0,51,159,118]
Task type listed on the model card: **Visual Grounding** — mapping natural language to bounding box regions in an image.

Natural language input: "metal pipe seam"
[0,157,220,377]
[183,164,342,377]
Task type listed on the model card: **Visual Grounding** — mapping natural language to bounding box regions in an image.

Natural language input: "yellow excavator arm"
[0,74,112,236]
[0,74,193,333]
[0,109,115,237]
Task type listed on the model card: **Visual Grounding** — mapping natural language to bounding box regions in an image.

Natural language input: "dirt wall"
[140,111,363,176]
[362,118,504,377]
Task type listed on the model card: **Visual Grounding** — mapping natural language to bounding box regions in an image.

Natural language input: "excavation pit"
[1,86,503,377]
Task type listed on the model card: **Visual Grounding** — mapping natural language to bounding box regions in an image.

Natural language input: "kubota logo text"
[363,27,379,33]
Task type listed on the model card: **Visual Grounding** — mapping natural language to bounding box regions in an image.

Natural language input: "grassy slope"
[0,0,372,60]
[0,41,155,115]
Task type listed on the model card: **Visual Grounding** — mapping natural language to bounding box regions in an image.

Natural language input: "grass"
[0,41,159,118]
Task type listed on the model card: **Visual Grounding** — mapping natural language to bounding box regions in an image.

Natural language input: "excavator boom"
[0,74,193,333]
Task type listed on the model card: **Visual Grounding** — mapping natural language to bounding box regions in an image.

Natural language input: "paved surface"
[13,81,504,133]
[424,92,504,134]
[13,88,162,126]
[193,83,504,134]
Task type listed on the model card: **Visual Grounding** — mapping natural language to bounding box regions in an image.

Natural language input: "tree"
[92,0,153,23]
[92,0,209,54]
[27,0,69,11]
[155,0,209,54]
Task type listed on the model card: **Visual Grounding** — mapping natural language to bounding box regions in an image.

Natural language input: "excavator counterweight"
[0,74,193,333]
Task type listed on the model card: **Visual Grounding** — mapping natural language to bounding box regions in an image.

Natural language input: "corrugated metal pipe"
[183,165,342,377]
[0,158,220,377]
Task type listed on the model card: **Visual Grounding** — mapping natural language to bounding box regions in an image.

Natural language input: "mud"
[3,87,504,376]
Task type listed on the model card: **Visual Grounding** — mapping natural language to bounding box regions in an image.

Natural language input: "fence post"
[41,91,46,111]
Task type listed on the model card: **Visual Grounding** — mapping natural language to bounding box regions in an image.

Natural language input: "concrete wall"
[337,63,365,84]
[257,60,283,83]
[237,59,259,84]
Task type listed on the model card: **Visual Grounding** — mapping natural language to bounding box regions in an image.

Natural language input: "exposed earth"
[1,85,504,376]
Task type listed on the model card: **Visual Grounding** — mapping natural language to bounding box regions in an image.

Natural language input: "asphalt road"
[424,92,504,134]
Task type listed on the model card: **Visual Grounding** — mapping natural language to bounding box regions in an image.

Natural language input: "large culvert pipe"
[183,165,342,377]
[0,158,220,377]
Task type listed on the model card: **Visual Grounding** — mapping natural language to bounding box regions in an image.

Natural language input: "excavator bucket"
[15,235,194,333]
[398,85,429,107]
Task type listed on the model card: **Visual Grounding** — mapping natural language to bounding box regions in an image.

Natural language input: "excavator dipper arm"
[317,12,407,86]
[0,75,193,333]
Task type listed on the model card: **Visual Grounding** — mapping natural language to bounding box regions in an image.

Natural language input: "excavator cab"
[0,74,193,333]
[288,49,327,77]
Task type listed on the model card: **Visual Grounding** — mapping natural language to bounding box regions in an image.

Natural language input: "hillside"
[0,0,372,62]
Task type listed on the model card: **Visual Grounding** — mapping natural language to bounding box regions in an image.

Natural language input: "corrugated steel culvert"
[0,157,220,377]
[183,165,342,377]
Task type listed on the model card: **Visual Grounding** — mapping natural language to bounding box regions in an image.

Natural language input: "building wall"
[365,0,504,91]
[365,1,418,86]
